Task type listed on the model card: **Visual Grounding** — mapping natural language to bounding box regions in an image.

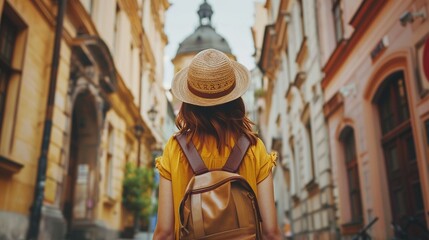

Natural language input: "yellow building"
[0,0,169,239]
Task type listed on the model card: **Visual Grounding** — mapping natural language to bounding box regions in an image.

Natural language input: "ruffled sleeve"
[255,139,277,184]
[155,137,173,181]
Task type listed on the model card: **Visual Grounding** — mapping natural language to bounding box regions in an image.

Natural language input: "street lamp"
[147,106,158,123]
[134,124,144,166]
[134,124,144,139]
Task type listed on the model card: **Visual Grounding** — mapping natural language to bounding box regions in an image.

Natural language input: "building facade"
[246,2,267,127]
[318,0,429,239]
[0,0,169,239]
[258,0,337,238]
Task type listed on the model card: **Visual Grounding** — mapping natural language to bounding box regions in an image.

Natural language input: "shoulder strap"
[222,135,251,173]
[175,134,209,175]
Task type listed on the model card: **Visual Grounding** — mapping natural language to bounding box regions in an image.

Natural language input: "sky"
[163,0,263,88]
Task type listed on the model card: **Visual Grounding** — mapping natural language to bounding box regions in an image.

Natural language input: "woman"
[153,49,281,240]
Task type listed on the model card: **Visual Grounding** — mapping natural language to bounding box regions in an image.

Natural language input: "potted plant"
[122,162,157,236]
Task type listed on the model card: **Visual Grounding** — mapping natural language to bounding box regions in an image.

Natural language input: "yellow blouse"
[155,135,277,239]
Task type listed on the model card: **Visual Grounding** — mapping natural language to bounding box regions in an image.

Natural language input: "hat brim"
[171,61,250,107]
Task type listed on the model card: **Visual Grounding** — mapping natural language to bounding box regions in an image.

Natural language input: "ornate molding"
[71,35,117,93]
[323,92,344,118]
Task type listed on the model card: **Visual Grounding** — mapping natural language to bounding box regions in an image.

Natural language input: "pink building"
[318,0,429,238]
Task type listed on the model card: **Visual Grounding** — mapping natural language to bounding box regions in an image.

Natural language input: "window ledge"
[295,37,308,66]
[341,220,363,235]
[0,155,23,175]
[103,194,116,206]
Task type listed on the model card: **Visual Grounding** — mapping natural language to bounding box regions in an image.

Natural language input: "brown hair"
[176,97,257,153]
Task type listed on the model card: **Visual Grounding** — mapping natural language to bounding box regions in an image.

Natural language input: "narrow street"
[0,0,429,240]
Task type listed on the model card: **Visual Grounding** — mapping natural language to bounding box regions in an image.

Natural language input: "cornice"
[161,0,171,9]
[67,0,98,36]
[321,0,388,89]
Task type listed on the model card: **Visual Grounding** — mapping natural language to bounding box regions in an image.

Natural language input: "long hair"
[175,97,257,153]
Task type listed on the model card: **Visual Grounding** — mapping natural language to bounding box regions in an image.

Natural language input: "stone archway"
[63,90,100,237]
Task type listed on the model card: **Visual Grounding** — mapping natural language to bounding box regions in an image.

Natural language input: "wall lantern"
[148,106,158,123]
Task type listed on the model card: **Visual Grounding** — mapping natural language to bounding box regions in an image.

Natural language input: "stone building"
[0,0,169,239]
[247,2,268,127]
[318,0,429,238]
[257,0,336,238]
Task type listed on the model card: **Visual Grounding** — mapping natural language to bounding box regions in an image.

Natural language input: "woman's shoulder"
[250,137,267,152]
[161,135,183,157]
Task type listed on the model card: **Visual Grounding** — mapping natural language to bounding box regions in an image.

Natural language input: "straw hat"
[171,49,250,106]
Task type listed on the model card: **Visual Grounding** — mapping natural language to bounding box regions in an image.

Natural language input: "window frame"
[340,127,363,223]
[376,71,426,226]
[0,10,18,138]
[105,123,115,197]
[0,3,27,159]
[332,0,344,43]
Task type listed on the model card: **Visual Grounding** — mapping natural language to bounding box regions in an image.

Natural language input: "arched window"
[340,127,363,223]
[375,71,425,225]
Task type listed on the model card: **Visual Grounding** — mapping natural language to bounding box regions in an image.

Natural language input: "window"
[105,124,114,197]
[332,0,343,42]
[340,127,363,223]
[0,12,18,137]
[425,119,429,145]
[112,4,120,57]
[376,71,425,225]
[305,119,315,180]
[378,72,410,134]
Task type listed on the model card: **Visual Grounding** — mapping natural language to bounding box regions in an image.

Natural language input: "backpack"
[175,134,263,240]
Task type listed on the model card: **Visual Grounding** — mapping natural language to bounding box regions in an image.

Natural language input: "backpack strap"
[222,135,251,173]
[175,133,209,175]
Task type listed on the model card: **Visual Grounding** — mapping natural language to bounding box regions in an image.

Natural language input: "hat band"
[187,81,236,99]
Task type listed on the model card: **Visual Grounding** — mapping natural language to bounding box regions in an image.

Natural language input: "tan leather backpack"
[176,134,263,240]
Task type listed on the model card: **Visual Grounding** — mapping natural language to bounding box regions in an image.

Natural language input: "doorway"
[63,91,99,233]
[375,71,426,235]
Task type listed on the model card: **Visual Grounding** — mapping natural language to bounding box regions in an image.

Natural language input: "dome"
[176,0,232,55]
[176,25,232,55]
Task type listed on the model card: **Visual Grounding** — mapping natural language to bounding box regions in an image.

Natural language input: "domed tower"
[172,0,236,74]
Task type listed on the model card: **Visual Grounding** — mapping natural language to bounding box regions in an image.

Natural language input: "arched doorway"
[63,91,99,235]
[374,71,426,235]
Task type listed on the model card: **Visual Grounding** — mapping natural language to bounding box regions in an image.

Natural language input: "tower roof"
[176,0,232,56]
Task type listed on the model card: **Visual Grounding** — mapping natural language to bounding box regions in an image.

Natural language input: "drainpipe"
[27,0,67,239]
[135,39,144,168]
[135,0,146,168]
